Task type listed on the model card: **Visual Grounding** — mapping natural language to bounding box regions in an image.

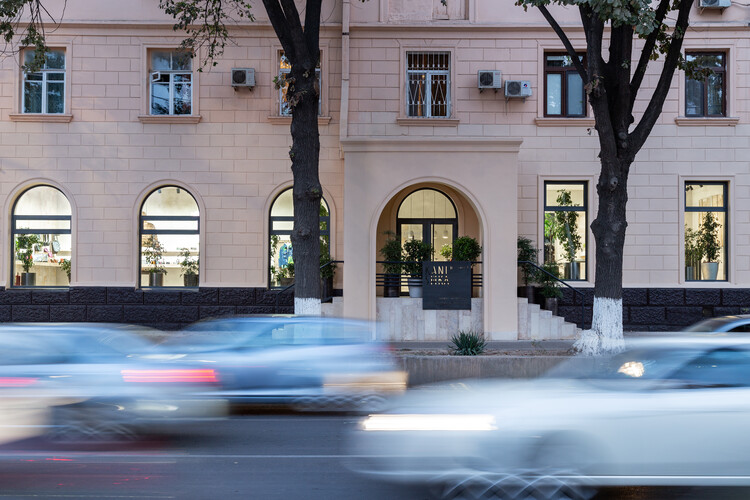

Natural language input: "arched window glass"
[397,188,457,262]
[140,186,200,287]
[269,188,330,287]
[12,185,72,287]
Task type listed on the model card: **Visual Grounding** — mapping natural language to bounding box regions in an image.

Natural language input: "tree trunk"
[289,63,322,315]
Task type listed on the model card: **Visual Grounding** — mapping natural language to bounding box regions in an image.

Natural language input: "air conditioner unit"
[504,80,532,99]
[231,68,256,89]
[699,0,730,8]
[477,70,502,91]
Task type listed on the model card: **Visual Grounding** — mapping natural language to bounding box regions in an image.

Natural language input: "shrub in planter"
[179,248,199,287]
[379,231,403,297]
[517,236,540,302]
[402,239,433,298]
[539,263,563,315]
[451,236,482,265]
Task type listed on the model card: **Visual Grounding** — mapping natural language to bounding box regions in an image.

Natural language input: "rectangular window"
[406,52,450,118]
[544,53,585,117]
[278,51,321,116]
[149,50,193,115]
[685,52,726,117]
[543,182,587,281]
[685,182,727,281]
[22,49,65,114]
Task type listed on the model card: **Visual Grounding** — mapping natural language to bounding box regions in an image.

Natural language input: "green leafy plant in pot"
[379,231,403,297]
[276,261,294,287]
[684,226,703,281]
[517,236,540,303]
[319,239,337,301]
[451,236,482,265]
[15,234,40,286]
[402,239,433,298]
[539,262,563,315]
[698,212,722,281]
[179,248,199,287]
[143,235,167,287]
[59,258,72,284]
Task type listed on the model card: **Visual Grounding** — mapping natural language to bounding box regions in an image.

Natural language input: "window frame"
[405,51,451,119]
[148,49,194,116]
[684,181,728,282]
[277,50,322,117]
[543,181,589,282]
[21,48,66,115]
[543,52,586,118]
[11,185,72,288]
[684,51,727,118]
[138,186,201,288]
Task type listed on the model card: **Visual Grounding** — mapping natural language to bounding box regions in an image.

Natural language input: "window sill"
[137,115,202,124]
[9,113,73,123]
[396,117,460,127]
[675,117,739,127]
[266,116,332,125]
[534,117,595,127]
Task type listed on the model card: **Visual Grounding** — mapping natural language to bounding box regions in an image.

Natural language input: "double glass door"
[399,222,457,262]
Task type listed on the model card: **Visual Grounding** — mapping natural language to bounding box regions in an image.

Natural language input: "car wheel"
[49,405,139,443]
[520,436,598,500]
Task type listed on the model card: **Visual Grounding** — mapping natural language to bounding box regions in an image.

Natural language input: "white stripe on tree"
[574,297,625,356]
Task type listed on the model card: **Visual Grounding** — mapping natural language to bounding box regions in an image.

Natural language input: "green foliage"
[15,234,39,273]
[450,331,486,356]
[402,239,433,277]
[553,190,582,263]
[142,236,167,275]
[0,0,59,72]
[319,238,336,279]
[539,263,563,299]
[452,236,482,263]
[158,0,254,69]
[439,244,452,260]
[517,236,540,286]
[699,212,722,263]
[379,231,403,275]
[179,248,199,277]
[59,258,71,281]
[684,226,702,269]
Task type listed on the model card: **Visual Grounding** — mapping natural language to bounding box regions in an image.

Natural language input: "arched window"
[140,186,199,287]
[397,188,457,261]
[12,185,72,287]
[269,188,330,287]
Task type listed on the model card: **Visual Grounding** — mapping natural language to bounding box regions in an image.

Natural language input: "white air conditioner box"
[699,0,730,8]
[504,80,532,98]
[231,68,256,88]
[478,70,503,90]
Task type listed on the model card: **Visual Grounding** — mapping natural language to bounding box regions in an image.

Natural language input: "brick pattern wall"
[0,287,294,331]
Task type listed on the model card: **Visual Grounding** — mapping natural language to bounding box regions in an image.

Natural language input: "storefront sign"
[422,261,472,310]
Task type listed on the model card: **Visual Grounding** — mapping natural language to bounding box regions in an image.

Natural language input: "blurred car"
[152,316,407,412]
[683,314,750,333]
[348,337,750,499]
[0,323,227,443]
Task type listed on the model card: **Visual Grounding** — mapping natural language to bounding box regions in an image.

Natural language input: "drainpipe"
[339,0,351,146]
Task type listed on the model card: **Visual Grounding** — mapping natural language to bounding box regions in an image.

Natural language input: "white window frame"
[278,51,322,117]
[149,50,193,116]
[22,49,66,114]
[406,51,451,118]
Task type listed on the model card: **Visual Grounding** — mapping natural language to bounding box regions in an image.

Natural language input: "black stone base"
[558,287,749,331]
[1,287,294,331]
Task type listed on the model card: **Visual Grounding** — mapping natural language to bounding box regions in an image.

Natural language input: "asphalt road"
[0,413,747,499]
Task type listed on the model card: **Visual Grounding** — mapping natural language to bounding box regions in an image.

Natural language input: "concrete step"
[517,297,581,341]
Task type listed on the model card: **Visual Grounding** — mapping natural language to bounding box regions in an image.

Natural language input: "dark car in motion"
[683,315,750,333]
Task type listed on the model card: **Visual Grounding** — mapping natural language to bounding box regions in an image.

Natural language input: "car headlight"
[361,414,496,432]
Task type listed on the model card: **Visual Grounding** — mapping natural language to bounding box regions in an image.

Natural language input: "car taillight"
[0,377,37,387]
[121,369,218,384]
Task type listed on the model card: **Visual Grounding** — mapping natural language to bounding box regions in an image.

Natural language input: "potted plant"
[451,236,482,265]
[59,258,72,284]
[15,234,40,286]
[439,244,452,260]
[402,239,433,298]
[517,236,540,303]
[539,262,563,315]
[379,231,403,297]
[142,235,167,287]
[179,248,199,287]
[699,212,722,281]
[684,226,703,281]
[319,239,337,301]
[277,262,294,287]
[553,189,583,280]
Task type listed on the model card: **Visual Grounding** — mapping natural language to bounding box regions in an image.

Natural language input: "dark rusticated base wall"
[0,287,294,331]
[558,288,750,331]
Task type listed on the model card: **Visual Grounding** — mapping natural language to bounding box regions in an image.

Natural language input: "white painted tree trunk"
[295,297,322,316]
[573,297,625,356]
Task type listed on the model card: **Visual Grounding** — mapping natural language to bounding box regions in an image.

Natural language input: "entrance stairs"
[517,297,581,340]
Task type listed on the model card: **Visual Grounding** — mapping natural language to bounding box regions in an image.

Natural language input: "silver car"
[154,316,407,412]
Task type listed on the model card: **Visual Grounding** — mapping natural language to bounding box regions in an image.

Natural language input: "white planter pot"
[407,277,423,298]
[701,262,719,281]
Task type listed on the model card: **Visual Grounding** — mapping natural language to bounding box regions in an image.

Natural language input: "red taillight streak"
[0,377,37,387]
[121,369,218,383]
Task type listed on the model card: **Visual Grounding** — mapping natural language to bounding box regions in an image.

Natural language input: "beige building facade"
[1,0,749,334]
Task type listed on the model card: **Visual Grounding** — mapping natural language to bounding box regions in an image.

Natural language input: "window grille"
[406,52,450,118]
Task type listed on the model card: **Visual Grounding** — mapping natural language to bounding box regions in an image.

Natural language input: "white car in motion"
[348,336,750,499]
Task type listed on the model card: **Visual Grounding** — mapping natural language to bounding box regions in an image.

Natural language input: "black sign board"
[422,261,472,310]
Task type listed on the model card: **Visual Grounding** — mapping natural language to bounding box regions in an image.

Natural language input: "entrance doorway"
[397,188,458,262]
